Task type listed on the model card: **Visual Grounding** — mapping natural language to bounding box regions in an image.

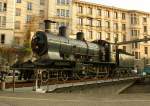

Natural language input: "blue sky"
[81,0,150,12]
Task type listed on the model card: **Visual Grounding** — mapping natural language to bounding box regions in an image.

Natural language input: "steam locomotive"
[27,25,134,80]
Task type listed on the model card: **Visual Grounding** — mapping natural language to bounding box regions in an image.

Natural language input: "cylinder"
[76,32,84,41]
[59,26,67,37]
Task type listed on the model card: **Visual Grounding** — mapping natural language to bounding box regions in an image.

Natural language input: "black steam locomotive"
[26,26,134,80]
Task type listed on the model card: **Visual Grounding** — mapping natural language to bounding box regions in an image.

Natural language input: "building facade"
[0,0,48,46]
[0,0,15,45]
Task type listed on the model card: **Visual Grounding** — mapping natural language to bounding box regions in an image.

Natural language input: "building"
[0,0,48,46]
[0,0,15,45]
[14,0,48,45]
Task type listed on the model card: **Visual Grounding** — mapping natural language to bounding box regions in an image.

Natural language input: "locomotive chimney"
[59,26,68,37]
[44,20,56,33]
[76,32,84,41]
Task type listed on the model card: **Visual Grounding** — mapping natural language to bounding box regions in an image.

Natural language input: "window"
[61,9,65,16]
[0,2,2,12]
[115,34,119,42]
[27,2,32,10]
[143,17,147,23]
[61,0,65,5]
[1,34,5,44]
[132,43,138,49]
[122,13,126,20]
[16,0,21,3]
[131,14,139,25]
[40,10,45,17]
[114,23,118,30]
[106,21,110,29]
[114,12,118,19]
[144,26,147,33]
[106,10,110,18]
[0,2,7,11]
[144,36,148,43]
[0,16,1,27]
[106,33,110,40]
[97,20,101,27]
[135,52,139,59]
[78,6,83,13]
[66,0,70,4]
[145,47,148,54]
[16,8,21,16]
[97,9,101,16]
[15,21,20,29]
[57,0,61,4]
[2,16,6,27]
[123,34,126,41]
[135,43,138,48]
[26,15,32,23]
[122,24,126,31]
[88,7,92,15]
[57,9,60,16]
[131,29,139,36]
[97,32,101,39]
[40,0,45,5]
[78,18,83,25]
[57,0,69,5]
[66,10,69,17]
[87,18,92,26]
[3,3,7,11]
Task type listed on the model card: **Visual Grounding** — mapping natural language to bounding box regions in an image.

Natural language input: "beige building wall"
[71,0,150,68]
[47,0,72,34]
[0,0,15,45]
[14,0,48,45]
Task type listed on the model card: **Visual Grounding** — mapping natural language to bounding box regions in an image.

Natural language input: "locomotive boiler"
[31,30,112,63]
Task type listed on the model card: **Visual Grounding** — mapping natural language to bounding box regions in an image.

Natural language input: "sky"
[81,0,150,12]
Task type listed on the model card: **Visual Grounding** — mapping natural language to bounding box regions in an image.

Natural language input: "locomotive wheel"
[60,71,68,81]
[78,71,88,80]
[42,71,49,83]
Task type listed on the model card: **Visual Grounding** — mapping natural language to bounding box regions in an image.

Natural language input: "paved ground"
[0,92,150,106]
[0,80,150,106]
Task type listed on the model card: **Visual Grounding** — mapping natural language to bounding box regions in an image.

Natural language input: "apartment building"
[47,0,150,68]
[71,0,150,67]
[0,0,15,45]
[14,0,48,45]
[0,0,49,46]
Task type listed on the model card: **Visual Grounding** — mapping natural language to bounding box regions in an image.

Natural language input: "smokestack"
[76,32,84,41]
[59,26,68,37]
[44,20,56,33]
